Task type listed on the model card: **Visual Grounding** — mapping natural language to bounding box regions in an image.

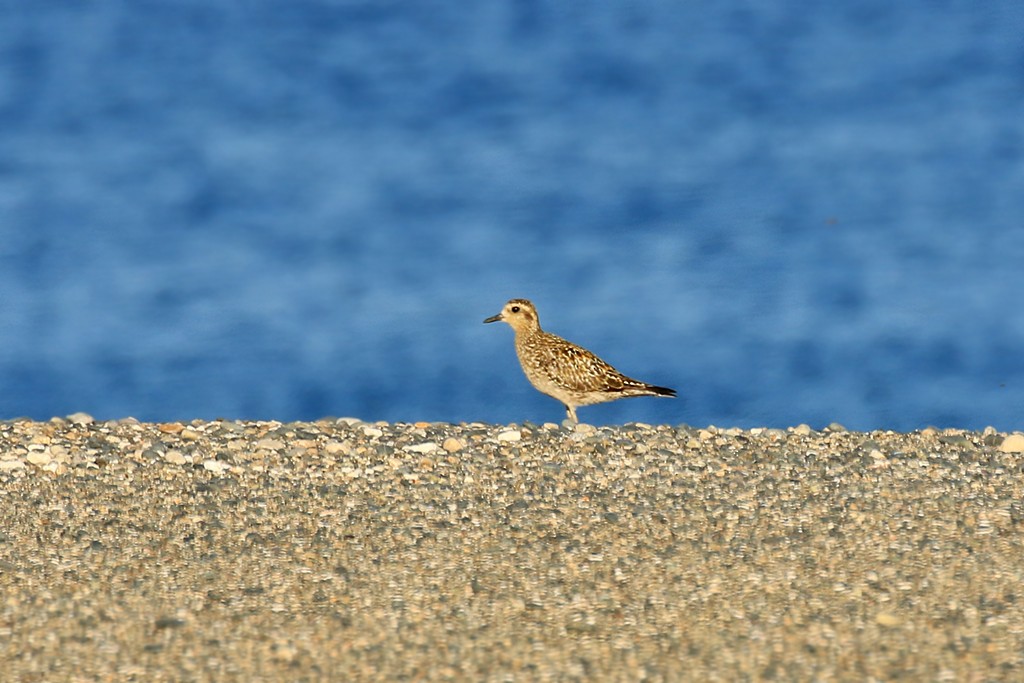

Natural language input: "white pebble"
[998,433,1024,453]
[255,438,286,450]
[26,451,52,466]
[0,459,26,470]
[497,429,522,442]
[164,451,188,465]
[362,427,384,438]
[202,459,231,473]
[404,442,439,454]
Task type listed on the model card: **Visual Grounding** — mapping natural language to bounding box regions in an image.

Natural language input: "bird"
[484,298,675,424]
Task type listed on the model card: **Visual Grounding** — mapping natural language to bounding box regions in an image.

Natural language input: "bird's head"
[483,299,541,333]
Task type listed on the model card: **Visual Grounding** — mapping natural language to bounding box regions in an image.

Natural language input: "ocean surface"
[2,2,1023,431]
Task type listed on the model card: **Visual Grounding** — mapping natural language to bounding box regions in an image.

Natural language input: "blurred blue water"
[1,2,1022,430]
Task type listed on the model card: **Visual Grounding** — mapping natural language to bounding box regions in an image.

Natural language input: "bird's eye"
[511,306,520,313]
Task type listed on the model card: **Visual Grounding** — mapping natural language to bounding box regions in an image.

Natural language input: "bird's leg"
[564,404,578,424]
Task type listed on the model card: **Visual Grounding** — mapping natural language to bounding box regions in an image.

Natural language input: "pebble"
[441,437,464,452]
[403,442,439,454]
[496,429,522,442]
[25,451,52,466]
[164,451,188,465]
[998,433,1024,453]
[875,612,902,627]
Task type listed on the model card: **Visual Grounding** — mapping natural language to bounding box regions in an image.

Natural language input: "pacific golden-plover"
[484,298,676,423]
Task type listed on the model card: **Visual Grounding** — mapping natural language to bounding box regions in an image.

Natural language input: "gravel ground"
[1,415,1023,682]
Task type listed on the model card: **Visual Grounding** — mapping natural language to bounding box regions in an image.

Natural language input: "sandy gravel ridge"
[1,415,1023,681]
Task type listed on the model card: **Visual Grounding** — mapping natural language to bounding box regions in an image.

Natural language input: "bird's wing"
[539,337,630,393]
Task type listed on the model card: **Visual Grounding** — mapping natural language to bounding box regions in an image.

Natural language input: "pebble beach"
[2,415,1023,681]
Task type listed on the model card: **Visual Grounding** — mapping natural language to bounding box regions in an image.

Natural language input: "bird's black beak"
[483,313,502,324]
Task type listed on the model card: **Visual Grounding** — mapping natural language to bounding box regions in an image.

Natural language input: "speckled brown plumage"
[484,299,675,423]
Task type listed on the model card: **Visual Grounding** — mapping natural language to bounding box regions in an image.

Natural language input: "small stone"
[164,451,188,465]
[0,459,26,470]
[255,438,286,450]
[157,423,184,434]
[180,429,201,441]
[875,612,902,627]
[324,442,348,455]
[984,433,1003,447]
[998,434,1024,453]
[792,424,813,436]
[362,427,384,438]
[573,423,596,435]
[404,442,439,454]
[442,437,464,453]
[66,412,94,425]
[497,429,522,442]
[154,616,186,630]
[202,459,231,473]
[26,451,52,466]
